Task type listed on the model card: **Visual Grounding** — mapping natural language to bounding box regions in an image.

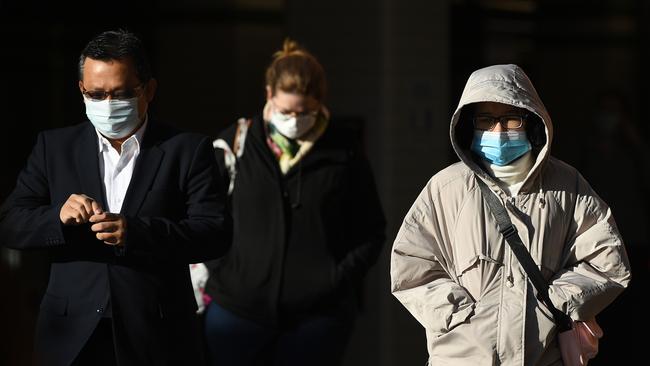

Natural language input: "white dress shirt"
[96,116,148,213]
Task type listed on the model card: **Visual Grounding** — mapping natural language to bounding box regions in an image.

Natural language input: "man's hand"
[60,194,103,225]
[90,212,127,246]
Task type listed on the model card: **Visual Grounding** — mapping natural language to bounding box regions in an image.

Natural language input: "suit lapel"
[120,122,164,215]
[76,125,107,208]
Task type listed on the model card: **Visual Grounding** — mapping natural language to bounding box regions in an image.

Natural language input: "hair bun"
[265,38,326,101]
[273,38,305,60]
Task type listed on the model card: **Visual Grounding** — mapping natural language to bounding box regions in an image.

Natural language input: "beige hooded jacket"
[390,64,631,366]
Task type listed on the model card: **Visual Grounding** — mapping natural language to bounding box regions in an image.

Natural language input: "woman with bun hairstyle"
[202,38,386,366]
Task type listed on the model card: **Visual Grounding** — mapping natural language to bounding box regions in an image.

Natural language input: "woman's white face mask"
[269,111,317,139]
[267,90,320,139]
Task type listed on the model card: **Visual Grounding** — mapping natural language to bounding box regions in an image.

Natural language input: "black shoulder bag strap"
[475,176,573,332]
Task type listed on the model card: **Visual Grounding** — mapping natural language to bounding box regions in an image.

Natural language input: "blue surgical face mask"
[470,130,531,166]
[84,96,141,139]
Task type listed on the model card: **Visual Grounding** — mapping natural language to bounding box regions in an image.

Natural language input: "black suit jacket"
[0,120,231,366]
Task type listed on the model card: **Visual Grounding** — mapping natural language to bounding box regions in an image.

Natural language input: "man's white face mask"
[84,96,141,139]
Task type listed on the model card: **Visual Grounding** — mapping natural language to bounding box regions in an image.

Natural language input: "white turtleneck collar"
[478,151,534,196]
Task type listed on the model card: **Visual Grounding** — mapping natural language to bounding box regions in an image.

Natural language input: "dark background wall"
[1,0,648,365]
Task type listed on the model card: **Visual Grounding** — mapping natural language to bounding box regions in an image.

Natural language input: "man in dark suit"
[0,29,231,366]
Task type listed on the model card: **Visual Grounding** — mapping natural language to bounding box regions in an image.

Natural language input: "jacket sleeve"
[122,136,232,264]
[0,132,69,250]
[337,154,386,285]
[390,181,475,333]
[547,173,631,320]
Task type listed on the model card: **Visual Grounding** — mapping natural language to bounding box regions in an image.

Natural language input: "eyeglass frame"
[472,113,528,131]
[81,83,146,101]
[269,98,321,118]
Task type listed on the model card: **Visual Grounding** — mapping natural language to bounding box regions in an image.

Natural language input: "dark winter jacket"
[205,115,386,326]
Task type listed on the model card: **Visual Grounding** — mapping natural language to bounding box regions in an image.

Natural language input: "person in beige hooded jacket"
[390,64,631,366]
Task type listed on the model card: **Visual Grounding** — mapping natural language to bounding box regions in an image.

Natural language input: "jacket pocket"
[457,254,503,275]
[40,293,68,316]
[455,254,503,300]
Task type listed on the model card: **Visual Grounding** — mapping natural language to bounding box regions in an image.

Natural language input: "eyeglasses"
[472,114,527,131]
[275,110,319,120]
[271,100,320,118]
[81,84,145,101]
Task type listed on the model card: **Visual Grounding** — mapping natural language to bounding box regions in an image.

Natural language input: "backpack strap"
[232,118,251,158]
[213,118,252,195]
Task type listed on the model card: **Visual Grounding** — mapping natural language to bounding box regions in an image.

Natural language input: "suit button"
[96,307,104,314]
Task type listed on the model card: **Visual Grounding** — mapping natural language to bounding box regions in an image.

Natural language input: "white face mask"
[84,96,141,139]
[271,112,316,139]
[269,111,317,139]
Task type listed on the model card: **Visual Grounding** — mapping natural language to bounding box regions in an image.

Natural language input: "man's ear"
[265,85,273,101]
[78,80,85,94]
[145,78,158,102]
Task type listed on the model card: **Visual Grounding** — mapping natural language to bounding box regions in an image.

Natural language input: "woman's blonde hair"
[265,38,326,101]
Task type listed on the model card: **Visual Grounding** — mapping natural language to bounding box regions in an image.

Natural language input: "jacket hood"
[450,64,552,190]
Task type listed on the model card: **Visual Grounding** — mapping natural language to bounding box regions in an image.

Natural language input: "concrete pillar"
[287,1,451,364]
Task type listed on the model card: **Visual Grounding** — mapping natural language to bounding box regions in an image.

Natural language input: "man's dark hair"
[78,29,152,83]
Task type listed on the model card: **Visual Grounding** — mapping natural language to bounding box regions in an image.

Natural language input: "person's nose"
[491,120,505,132]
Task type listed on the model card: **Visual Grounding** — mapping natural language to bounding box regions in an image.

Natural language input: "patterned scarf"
[267,123,300,161]
[264,101,329,174]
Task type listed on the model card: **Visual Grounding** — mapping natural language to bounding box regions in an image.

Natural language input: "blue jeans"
[204,302,354,366]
